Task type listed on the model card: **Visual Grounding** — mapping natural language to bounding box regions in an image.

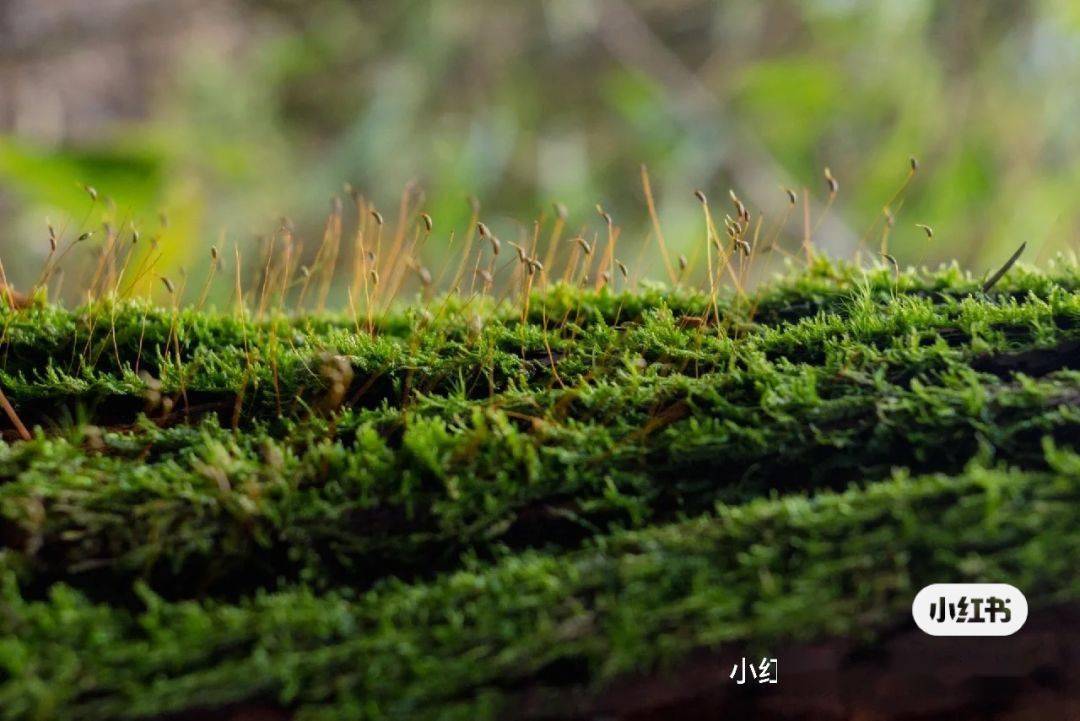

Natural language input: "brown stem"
[0,386,31,441]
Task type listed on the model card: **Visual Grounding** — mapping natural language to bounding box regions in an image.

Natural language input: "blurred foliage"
[2,0,1080,303]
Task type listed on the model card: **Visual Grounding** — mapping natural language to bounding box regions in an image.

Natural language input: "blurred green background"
[1,0,1079,304]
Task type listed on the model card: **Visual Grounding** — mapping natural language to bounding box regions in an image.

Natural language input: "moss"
[0,260,1078,719]
[2,450,1078,720]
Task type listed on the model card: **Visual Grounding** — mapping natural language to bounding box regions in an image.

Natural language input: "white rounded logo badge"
[913,583,1027,636]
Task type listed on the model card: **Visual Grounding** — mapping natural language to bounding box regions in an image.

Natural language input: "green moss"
[2,448,1078,720]
[0,259,1078,719]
